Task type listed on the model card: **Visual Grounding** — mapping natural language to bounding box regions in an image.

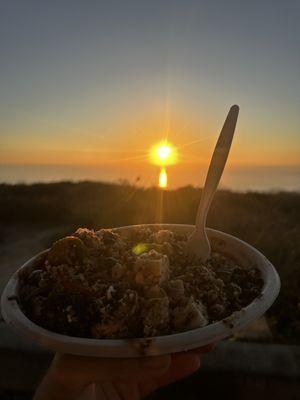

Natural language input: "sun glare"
[149,141,178,166]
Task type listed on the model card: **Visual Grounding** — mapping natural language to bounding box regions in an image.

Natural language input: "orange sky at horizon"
[1,108,299,171]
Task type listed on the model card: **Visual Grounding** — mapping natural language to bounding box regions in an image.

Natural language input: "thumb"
[52,353,171,384]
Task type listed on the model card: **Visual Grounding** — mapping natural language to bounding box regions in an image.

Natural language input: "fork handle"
[195,105,239,231]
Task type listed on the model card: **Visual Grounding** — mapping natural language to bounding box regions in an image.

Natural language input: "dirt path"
[0,224,70,294]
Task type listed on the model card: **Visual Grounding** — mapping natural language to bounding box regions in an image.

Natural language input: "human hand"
[34,345,213,400]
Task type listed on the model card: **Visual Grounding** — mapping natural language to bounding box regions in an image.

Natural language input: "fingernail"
[190,354,201,371]
[142,355,170,370]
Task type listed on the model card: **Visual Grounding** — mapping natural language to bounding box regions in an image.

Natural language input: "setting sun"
[157,145,171,161]
[149,141,178,166]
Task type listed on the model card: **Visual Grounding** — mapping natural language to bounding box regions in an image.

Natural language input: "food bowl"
[1,224,280,357]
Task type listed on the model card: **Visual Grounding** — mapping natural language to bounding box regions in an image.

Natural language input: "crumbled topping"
[106,285,116,300]
[165,279,185,303]
[18,227,263,339]
[142,297,170,336]
[153,229,174,244]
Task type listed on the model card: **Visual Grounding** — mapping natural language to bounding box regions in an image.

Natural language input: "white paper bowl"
[1,224,280,357]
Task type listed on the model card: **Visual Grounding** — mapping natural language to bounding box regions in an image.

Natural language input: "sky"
[0,0,299,188]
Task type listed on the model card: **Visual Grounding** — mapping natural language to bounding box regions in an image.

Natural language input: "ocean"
[0,164,299,192]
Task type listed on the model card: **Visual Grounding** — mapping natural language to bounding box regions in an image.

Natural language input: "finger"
[193,343,215,353]
[157,352,201,383]
[101,382,122,400]
[53,353,171,384]
[139,351,200,397]
[80,383,99,400]
[93,383,108,400]
[114,381,140,400]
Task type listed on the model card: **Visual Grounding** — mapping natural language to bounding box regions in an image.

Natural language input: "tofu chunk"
[134,250,169,285]
[144,285,167,299]
[172,297,208,332]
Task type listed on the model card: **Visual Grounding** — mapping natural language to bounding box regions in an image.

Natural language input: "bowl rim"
[1,224,281,357]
